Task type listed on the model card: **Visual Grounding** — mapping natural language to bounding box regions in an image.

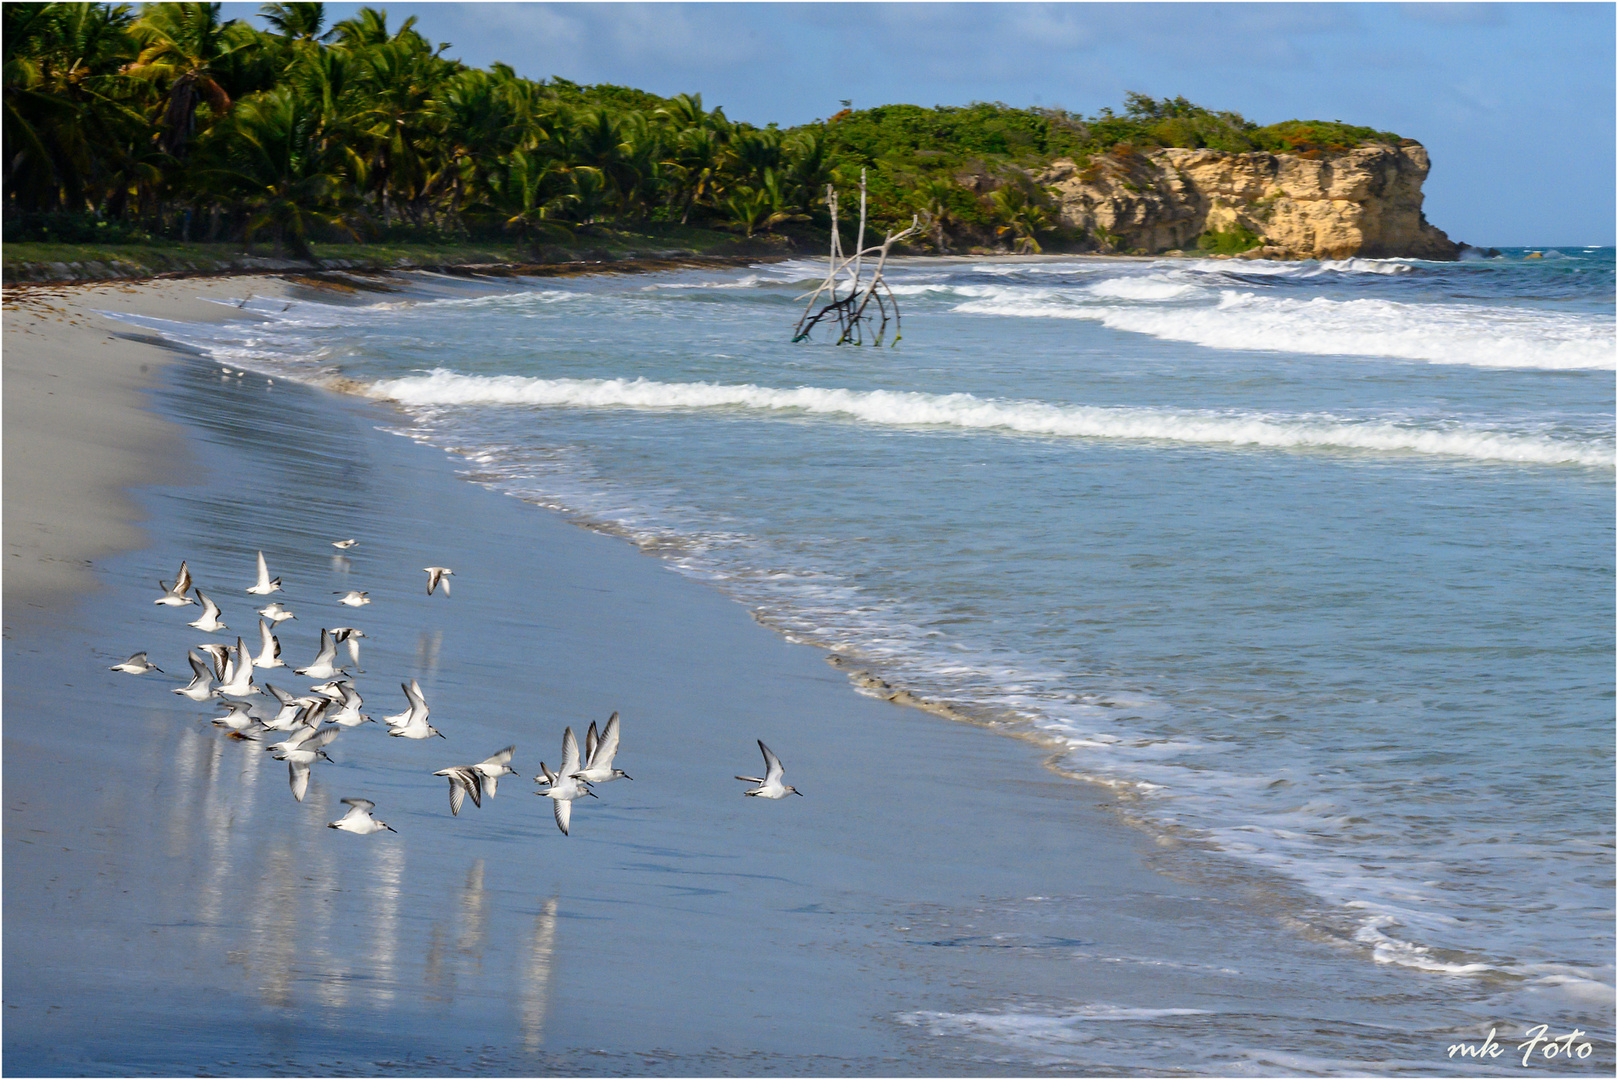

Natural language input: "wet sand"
[2,275,1564,1076]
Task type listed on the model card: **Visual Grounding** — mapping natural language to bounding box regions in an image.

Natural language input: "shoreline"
[1,271,1275,1074]
[7,265,1605,1074]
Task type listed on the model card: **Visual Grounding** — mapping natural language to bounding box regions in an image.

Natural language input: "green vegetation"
[1195,224,1263,256]
[4,3,1407,271]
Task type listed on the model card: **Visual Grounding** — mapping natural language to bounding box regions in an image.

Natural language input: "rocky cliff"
[1034,140,1458,260]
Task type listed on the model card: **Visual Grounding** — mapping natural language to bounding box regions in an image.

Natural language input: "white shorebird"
[251,618,285,668]
[258,601,296,624]
[214,637,260,698]
[433,765,483,815]
[267,722,339,758]
[295,628,344,680]
[472,745,518,796]
[332,538,358,550]
[262,683,316,730]
[155,561,195,606]
[389,707,444,740]
[383,678,428,727]
[335,590,371,607]
[329,627,366,670]
[382,679,442,738]
[210,700,263,739]
[188,590,228,633]
[247,550,282,595]
[325,683,372,727]
[275,726,338,802]
[424,566,454,596]
[173,651,215,700]
[736,740,802,798]
[110,652,163,675]
[328,798,395,834]
[535,727,596,835]
[573,712,632,784]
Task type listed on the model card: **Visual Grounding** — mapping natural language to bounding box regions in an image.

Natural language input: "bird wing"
[584,721,599,764]
[553,796,572,836]
[479,744,516,769]
[288,760,310,802]
[255,551,269,589]
[305,724,341,750]
[560,727,582,773]
[405,678,428,718]
[175,561,192,594]
[341,798,376,811]
[759,740,785,784]
[594,712,621,767]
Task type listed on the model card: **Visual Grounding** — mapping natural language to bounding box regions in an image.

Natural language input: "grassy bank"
[2,225,808,284]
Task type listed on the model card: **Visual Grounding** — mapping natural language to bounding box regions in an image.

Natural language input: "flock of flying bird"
[113,543,802,838]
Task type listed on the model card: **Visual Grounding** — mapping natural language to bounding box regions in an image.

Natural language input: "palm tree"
[128,2,256,157]
[258,2,331,43]
[202,85,353,257]
[989,184,1053,254]
[912,177,957,252]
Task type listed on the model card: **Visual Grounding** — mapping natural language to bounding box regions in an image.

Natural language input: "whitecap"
[365,372,1614,469]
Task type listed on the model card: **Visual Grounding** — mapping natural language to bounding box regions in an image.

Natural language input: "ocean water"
[110,247,1615,1063]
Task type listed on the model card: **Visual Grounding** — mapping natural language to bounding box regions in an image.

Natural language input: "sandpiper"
[251,618,285,668]
[424,566,454,596]
[433,765,483,815]
[535,727,596,835]
[110,652,162,675]
[154,561,195,606]
[188,590,228,633]
[173,651,215,700]
[328,798,395,834]
[473,745,518,796]
[295,628,343,680]
[214,637,260,698]
[247,550,282,595]
[335,590,371,607]
[329,627,366,670]
[573,712,632,784]
[737,740,803,798]
[258,601,296,624]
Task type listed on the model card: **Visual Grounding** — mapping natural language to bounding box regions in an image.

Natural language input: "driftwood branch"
[793,169,920,346]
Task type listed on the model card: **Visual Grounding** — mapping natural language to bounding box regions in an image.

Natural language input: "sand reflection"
[519,895,559,1049]
[366,840,406,1005]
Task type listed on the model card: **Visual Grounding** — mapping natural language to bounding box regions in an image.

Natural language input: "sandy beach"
[5,271,1598,1076]
[4,275,310,610]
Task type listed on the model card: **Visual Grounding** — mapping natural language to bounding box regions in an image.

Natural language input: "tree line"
[4,2,1406,257]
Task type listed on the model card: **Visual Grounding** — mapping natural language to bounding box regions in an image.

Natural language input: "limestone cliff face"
[1035,141,1458,260]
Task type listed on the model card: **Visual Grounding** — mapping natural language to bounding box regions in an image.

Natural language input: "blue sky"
[262,2,1615,246]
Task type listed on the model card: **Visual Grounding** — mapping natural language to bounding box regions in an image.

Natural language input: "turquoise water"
[115,248,1615,1052]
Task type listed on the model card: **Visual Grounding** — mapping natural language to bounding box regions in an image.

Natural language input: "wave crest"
[367,372,1612,468]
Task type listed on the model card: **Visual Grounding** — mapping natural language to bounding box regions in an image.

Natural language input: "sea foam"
[953,289,1616,370]
[368,371,1613,468]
